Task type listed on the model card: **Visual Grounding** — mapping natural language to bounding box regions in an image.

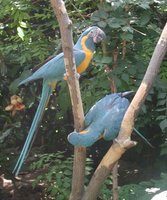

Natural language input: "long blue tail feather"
[13,83,54,176]
[19,76,34,86]
[134,128,154,148]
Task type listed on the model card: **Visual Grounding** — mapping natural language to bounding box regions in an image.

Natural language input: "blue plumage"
[13,26,106,176]
[68,92,153,147]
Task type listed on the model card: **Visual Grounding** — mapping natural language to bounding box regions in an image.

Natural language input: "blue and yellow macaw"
[68,91,153,148]
[13,26,106,176]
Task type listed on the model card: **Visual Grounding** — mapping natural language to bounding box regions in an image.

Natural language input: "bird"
[13,26,106,176]
[68,91,153,148]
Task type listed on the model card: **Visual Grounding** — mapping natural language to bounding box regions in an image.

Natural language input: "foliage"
[90,0,167,134]
[0,0,99,150]
[118,173,167,200]
[31,151,167,200]
[0,0,167,199]
[30,151,93,200]
[99,175,113,199]
[1,0,167,149]
[98,172,167,200]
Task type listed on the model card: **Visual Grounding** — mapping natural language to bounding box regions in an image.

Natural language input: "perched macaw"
[68,91,153,148]
[13,26,106,176]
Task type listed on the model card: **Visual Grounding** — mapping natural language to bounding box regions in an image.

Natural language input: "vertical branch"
[50,1,86,200]
[111,161,118,200]
[122,40,127,60]
[111,48,118,200]
[82,22,167,200]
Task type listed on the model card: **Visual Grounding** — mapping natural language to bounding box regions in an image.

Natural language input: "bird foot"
[75,72,80,80]
[64,73,68,80]
[115,138,137,149]
[63,72,80,80]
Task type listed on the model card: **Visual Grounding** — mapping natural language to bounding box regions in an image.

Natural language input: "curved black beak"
[93,28,106,43]
[121,91,134,97]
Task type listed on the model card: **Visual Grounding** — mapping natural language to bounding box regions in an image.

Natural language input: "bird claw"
[64,73,68,80]
[115,138,137,149]
[64,72,80,80]
[75,72,80,80]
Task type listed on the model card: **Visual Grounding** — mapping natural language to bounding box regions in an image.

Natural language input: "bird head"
[81,26,106,43]
[75,26,106,50]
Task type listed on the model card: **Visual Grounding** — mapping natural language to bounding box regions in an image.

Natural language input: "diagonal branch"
[50,1,86,200]
[82,23,167,200]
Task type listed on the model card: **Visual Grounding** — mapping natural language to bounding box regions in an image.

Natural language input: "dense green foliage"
[0,0,167,199]
[118,173,167,200]
[30,151,93,199]
[31,152,167,200]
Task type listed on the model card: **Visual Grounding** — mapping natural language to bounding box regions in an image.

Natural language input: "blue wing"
[102,97,129,140]
[19,49,86,85]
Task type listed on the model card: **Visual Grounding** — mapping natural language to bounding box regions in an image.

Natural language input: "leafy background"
[0,0,167,199]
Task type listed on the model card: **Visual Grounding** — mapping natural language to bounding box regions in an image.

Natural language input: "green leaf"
[64,169,72,176]
[139,13,151,26]
[63,182,70,188]
[160,119,167,132]
[19,21,27,28]
[57,194,65,200]
[9,70,31,93]
[97,21,107,28]
[139,2,150,9]
[157,99,166,106]
[17,26,24,40]
[9,79,20,93]
[141,104,147,113]
[122,26,134,33]
[107,18,121,28]
[50,187,58,196]
[157,93,167,99]
[156,108,167,112]
[146,95,152,101]
[156,115,166,121]
[13,122,21,128]
[114,77,122,87]
[121,73,129,83]
[121,33,133,41]
[107,18,127,28]
[101,56,112,64]
[98,9,109,19]
[0,128,12,143]
[91,11,100,22]
[160,144,167,156]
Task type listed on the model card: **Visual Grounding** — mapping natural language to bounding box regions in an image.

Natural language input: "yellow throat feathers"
[77,35,94,74]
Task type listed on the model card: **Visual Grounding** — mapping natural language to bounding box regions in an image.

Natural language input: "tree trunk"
[50,1,86,200]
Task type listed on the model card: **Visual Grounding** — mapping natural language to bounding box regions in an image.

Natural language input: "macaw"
[68,91,153,148]
[13,26,106,176]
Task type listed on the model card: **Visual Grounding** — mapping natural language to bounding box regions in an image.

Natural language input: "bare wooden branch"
[82,23,167,200]
[50,1,86,200]
[112,161,118,200]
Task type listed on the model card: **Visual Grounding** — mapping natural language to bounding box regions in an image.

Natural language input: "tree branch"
[82,23,167,200]
[50,1,86,200]
[112,161,118,200]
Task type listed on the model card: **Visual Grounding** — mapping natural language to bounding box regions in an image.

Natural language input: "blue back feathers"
[68,92,131,147]
[68,91,153,148]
